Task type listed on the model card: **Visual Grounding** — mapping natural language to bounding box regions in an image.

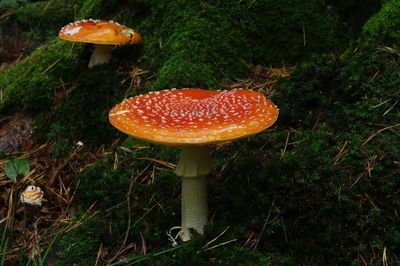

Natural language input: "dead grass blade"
[136,157,176,169]
[361,123,400,148]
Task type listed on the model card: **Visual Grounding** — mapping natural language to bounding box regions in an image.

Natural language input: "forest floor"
[0,43,292,262]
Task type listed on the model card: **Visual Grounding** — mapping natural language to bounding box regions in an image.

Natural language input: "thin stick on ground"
[202,226,230,250]
[253,198,275,250]
[108,165,151,263]
[361,123,400,148]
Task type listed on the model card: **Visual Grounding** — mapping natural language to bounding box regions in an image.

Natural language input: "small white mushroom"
[20,186,44,206]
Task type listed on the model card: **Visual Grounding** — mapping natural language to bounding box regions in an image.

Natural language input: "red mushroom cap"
[58,19,142,45]
[109,88,279,145]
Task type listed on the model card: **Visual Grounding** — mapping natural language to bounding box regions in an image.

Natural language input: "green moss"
[57,215,106,266]
[50,139,72,158]
[77,0,103,19]
[143,240,271,265]
[267,35,400,263]
[0,38,139,144]
[329,0,382,38]
[362,0,400,41]
[73,137,179,209]
[1,0,341,145]
[0,0,105,45]
[136,0,340,89]
[240,0,339,64]
[1,40,80,112]
[13,0,76,39]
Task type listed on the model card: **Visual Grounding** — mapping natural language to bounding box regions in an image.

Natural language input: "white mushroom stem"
[175,145,213,177]
[175,145,213,241]
[180,175,208,241]
[88,44,113,68]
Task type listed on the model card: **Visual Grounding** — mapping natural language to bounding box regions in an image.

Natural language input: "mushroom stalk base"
[180,175,208,242]
[89,44,112,68]
[175,145,212,241]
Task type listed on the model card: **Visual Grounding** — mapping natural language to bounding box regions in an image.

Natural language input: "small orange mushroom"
[59,19,142,68]
[20,185,44,206]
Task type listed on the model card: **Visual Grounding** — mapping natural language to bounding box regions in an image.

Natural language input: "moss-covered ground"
[1,0,400,264]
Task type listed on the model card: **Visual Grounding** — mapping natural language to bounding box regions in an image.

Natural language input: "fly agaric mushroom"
[58,19,142,68]
[109,88,278,241]
[20,185,44,206]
